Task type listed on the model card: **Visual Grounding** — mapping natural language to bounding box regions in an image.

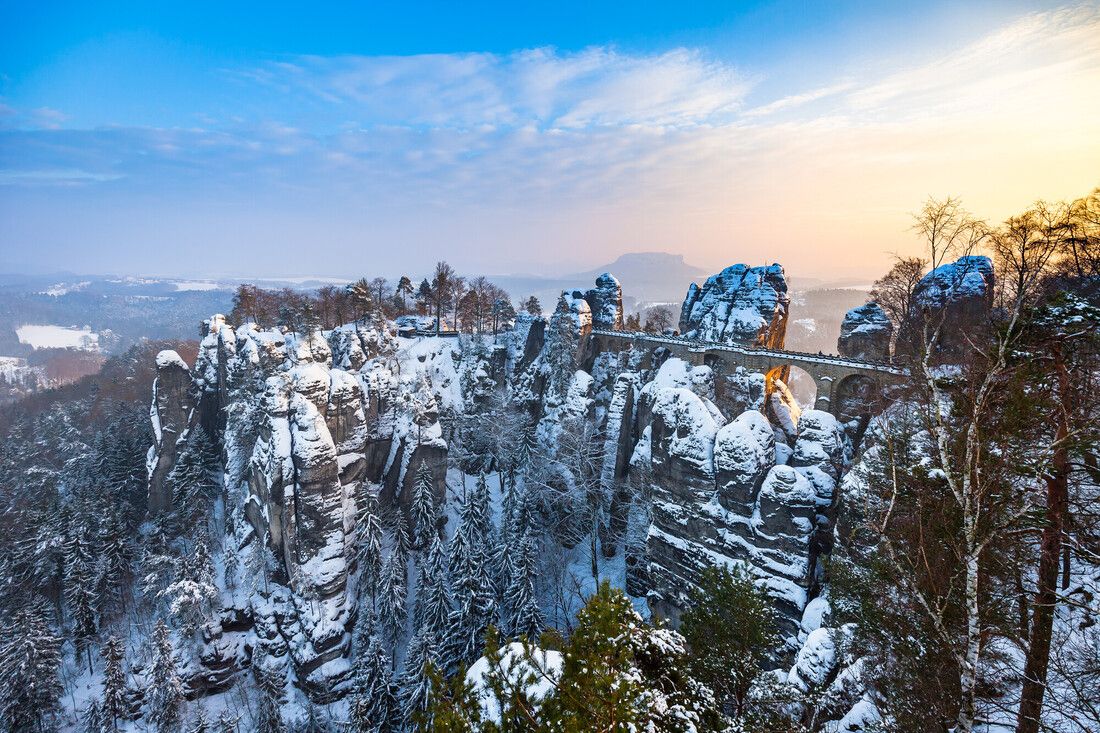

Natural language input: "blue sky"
[1,1,1098,280]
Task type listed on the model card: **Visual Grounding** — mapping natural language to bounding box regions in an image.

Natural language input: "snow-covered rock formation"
[582,272,624,331]
[143,260,880,707]
[149,350,196,514]
[628,357,844,637]
[148,316,456,699]
[678,263,789,347]
[898,255,995,360]
[837,302,892,361]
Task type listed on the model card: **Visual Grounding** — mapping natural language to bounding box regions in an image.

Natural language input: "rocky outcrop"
[837,303,892,361]
[897,255,994,360]
[679,263,789,348]
[583,273,624,331]
[148,350,196,514]
[789,409,845,565]
[628,357,831,636]
[148,315,450,701]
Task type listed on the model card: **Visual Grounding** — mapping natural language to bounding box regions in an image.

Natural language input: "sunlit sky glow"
[1,1,1098,281]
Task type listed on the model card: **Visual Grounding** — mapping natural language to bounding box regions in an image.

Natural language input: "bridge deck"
[590,329,909,377]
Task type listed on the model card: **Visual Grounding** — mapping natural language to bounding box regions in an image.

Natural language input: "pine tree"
[445,478,498,667]
[679,565,780,719]
[101,635,127,731]
[161,540,218,638]
[400,628,440,729]
[67,534,100,672]
[417,532,454,640]
[540,581,723,732]
[188,708,211,733]
[357,491,384,610]
[215,711,239,733]
[391,508,411,566]
[396,275,415,312]
[545,295,578,398]
[147,619,184,732]
[247,532,280,596]
[347,278,374,324]
[82,700,106,733]
[515,426,538,479]
[349,634,399,732]
[94,506,134,616]
[254,684,286,733]
[297,705,328,733]
[0,606,63,732]
[167,426,219,530]
[411,461,437,547]
[505,530,544,640]
[379,549,408,648]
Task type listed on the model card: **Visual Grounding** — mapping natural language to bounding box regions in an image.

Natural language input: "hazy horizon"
[2,1,1099,281]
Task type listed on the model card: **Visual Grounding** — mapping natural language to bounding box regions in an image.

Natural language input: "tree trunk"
[957,543,981,733]
[1016,347,1070,733]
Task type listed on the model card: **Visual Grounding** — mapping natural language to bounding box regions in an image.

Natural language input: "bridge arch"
[764,364,819,412]
[833,373,883,424]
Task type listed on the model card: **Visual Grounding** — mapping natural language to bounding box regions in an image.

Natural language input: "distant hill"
[568,252,709,305]
[492,251,709,313]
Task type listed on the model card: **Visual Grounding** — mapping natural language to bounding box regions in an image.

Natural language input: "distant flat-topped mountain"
[492,251,710,310]
[568,252,709,304]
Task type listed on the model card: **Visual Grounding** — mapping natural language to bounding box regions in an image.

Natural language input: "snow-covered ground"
[16,324,100,350]
[173,280,223,291]
[40,280,91,296]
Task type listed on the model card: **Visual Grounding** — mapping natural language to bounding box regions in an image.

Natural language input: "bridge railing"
[590,329,909,376]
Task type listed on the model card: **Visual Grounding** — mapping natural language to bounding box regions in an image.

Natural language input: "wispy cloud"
[741,81,855,118]
[241,46,752,130]
[2,5,1099,278]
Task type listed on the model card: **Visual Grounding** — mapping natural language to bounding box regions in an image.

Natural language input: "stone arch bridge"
[587,328,909,420]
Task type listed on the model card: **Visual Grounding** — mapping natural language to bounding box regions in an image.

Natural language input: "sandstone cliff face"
[148,350,196,514]
[837,302,892,361]
[625,357,845,637]
[583,272,624,331]
[898,255,994,360]
[149,259,869,701]
[679,263,789,348]
[149,316,451,699]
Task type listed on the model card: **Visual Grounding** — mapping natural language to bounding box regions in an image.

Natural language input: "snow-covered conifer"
[101,634,127,729]
[400,628,440,729]
[350,634,400,732]
[391,508,411,566]
[187,708,211,733]
[160,541,218,638]
[379,549,408,648]
[0,606,63,731]
[445,478,498,667]
[357,490,384,608]
[254,685,286,733]
[215,710,239,733]
[82,700,106,733]
[505,530,544,641]
[66,535,99,671]
[167,426,219,530]
[411,461,437,546]
[146,619,184,732]
[417,533,453,641]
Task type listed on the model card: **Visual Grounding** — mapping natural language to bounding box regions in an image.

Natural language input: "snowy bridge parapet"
[588,328,909,416]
